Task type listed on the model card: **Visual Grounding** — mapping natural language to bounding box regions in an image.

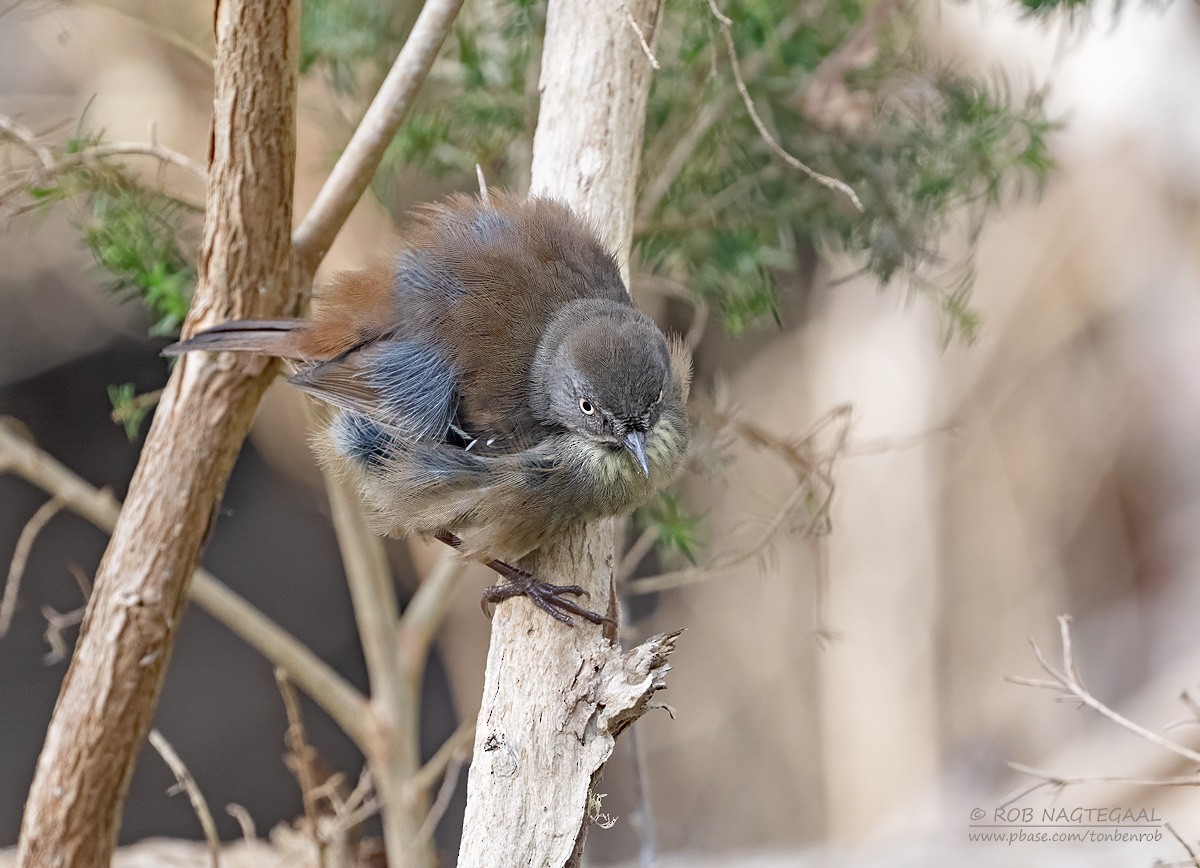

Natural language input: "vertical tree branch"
[457,2,678,865]
[16,1,301,864]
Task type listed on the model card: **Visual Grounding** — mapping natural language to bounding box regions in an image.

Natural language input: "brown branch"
[17,4,302,852]
[148,729,221,868]
[0,496,64,636]
[292,0,467,275]
[703,0,863,211]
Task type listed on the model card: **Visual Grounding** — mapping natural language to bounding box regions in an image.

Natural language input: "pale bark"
[457,1,674,865]
[16,1,301,864]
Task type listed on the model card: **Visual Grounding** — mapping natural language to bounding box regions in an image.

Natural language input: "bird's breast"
[552,414,687,518]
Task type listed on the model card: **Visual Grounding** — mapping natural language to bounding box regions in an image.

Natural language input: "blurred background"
[3,0,1200,865]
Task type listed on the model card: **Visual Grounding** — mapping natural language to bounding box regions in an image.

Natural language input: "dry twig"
[1008,616,1200,767]
[1166,822,1200,868]
[148,729,221,868]
[621,1,660,70]
[225,804,257,847]
[277,670,328,868]
[0,113,206,212]
[1,496,64,636]
[625,405,852,596]
[1006,615,1200,805]
[703,0,863,211]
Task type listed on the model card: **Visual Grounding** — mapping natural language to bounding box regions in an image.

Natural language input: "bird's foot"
[480,560,614,627]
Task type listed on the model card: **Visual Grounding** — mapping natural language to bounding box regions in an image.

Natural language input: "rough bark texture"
[457,1,671,865]
[16,2,300,864]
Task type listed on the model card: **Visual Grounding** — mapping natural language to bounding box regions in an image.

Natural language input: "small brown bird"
[167,193,690,624]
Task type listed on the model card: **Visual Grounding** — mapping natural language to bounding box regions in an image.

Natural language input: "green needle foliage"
[383,0,1055,341]
[641,491,704,565]
[301,0,417,92]
[22,135,200,339]
[4,131,200,438]
[107,383,155,442]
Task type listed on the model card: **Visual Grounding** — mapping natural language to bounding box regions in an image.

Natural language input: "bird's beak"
[623,431,650,478]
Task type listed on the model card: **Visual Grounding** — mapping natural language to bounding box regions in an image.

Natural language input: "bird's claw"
[480,567,613,627]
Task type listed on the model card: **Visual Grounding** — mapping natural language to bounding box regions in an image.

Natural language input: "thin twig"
[1166,822,1200,868]
[1,496,64,636]
[148,729,221,868]
[626,484,808,595]
[626,405,852,595]
[292,0,467,274]
[1006,762,1200,793]
[0,115,54,166]
[703,0,863,211]
[0,418,372,749]
[41,604,85,665]
[0,113,206,213]
[324,768,380,840]
[277,670,327,868]
[225,804,258,846]
[1007,615,1200,806]
[52,141,206,181]
[1013,616,1200,768]
[637,7,808,225]
[621,1,660,70]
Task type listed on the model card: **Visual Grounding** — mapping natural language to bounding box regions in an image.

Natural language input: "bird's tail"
[162,319,310,358]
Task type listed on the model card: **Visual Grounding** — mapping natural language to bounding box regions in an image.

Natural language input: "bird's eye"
[579,398,595,415]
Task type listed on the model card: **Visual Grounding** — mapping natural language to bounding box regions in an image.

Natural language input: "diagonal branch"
[0,418,372,750]
[292,0,466,275]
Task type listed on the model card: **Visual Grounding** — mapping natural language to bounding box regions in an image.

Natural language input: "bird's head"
[532,299,684,479]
